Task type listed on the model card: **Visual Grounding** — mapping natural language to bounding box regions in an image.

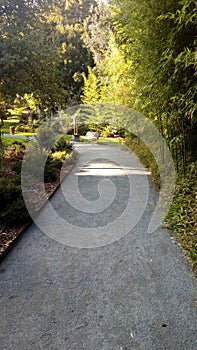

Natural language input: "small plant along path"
[0,143,196,350]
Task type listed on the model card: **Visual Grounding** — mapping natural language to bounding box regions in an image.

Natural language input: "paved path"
[0,143,196,350]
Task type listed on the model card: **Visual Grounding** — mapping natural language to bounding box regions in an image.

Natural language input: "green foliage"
[44,164,57,183]
[49,0,97,105]
[109,0,197,168]
[15,123,38,133]
[166,162,197,272]
[52,136,73,153]
[2,136,28,147]
[4,141,26,160]
[125,135,160,189]
[7,93,40,120]
[82,67,102,104]
[82,0,111,65]
[25,135,73,182]
[0,0,64,105]
[0,177,30,226]
[0,0,99,108]
[102,124,125,138]
[1,120,19,134]
[12,161,22,175]
[51,150,68,162]
[77,124,90,135]
[47,151,70,169]
[24,149,57,183]
[0,127,75,229]
[82,37,134,106]
[47,137,74,169]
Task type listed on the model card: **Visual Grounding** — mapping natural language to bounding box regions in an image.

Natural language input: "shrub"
[102,125,125,138]
[0,177,30,226]
[78,124,89,136]
[15,124,26,132]
[2,198,30,226]
[15,124,37,132]
[125,135,160,188]
[24,150,57,183]
[166,162,197,272]
[0,178,21,208]
[47,151,68,169]
[52,136,73,153]
[12,161,22,175]
[4,141,26,160]
[44,164,57,183]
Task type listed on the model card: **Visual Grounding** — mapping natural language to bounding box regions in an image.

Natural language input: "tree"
[82,67,101,103]
[0,1,65,106]
[98,0,197,167]
[82,0,197,167]
[81,0,134,106]
[82,0,111,65]
[0,0,99,108]
[56,0,98,105]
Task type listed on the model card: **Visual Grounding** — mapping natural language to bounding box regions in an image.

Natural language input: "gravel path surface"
[0,143,196,350]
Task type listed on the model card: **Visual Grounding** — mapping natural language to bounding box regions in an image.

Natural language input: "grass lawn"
[79,135,123,145]
[16,132,35,136]
[64,134,73,141]
[2,136,29,146]
[98,136,123,145]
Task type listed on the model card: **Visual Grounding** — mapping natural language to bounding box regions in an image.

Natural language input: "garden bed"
[0,135,78,260]
[0,157,77,260]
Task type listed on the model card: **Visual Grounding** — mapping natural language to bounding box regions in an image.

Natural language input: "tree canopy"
[0,0,97,108]
[0,0,196,167]
[82,0,197,168]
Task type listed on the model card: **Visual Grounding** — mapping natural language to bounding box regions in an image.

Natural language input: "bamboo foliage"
[83,0,197,170]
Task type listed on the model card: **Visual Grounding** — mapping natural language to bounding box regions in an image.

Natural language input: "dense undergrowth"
[125,136,197,273]
[125,136,160,189]
[166,163,197,273]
